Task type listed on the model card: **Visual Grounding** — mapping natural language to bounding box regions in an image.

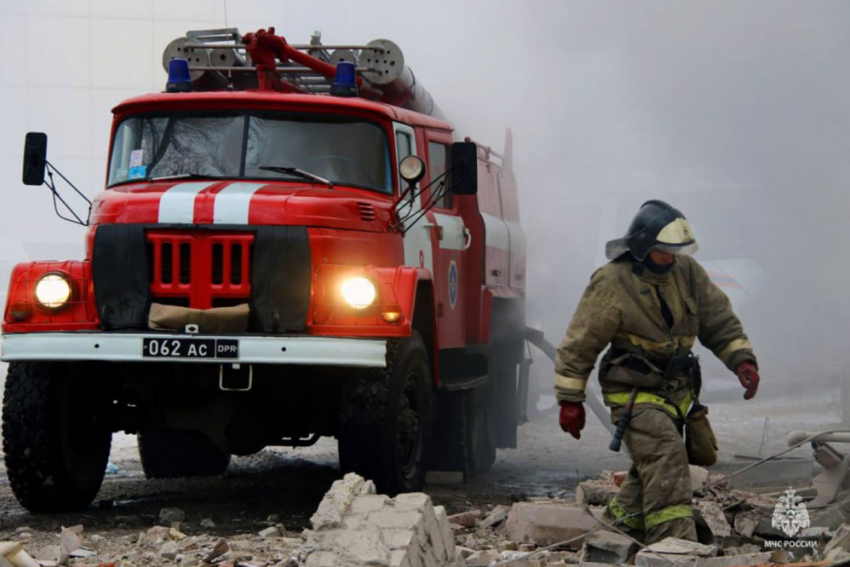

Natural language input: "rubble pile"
[300,473,463,566]
[10,467,850,566]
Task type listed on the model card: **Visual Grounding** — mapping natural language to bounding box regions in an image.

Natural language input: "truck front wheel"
[138,431,231,479]
[2,362,112,513]
[338,332,432,495]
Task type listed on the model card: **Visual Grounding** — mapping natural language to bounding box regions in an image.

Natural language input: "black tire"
[462,386,496,482]
[338,331,432,495]
[2,362,112,513]
[138,431,231,479]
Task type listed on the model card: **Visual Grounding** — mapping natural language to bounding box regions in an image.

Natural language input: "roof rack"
[162,27,444,120]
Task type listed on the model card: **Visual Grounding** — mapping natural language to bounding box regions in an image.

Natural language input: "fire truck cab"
[1,28,526,513]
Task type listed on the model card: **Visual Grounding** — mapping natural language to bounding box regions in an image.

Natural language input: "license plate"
[142,338,239,360]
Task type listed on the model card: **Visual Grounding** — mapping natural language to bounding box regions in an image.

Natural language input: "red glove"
[559,401,586,439]
[736,361,760,400]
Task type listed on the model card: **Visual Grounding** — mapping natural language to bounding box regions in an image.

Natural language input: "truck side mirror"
[23,132,48,186]
[450,142,477,195]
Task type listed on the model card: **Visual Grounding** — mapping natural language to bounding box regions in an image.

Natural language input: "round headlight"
[399,155,426,185]
[35,273,72,309]
[341,276,377,309]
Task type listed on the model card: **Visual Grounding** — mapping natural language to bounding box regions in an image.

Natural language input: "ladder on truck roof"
[162,27,444,120]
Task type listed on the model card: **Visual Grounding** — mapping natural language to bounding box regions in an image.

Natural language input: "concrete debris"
[33,545,60,564]
[823,523,850,556]
[16,465,850,567]
[478,505,511,529]
[159,541,179,560]
[448,510,483,529]
[302,475,462,566]
[258,526,284,539]
[59,526,84,565]
[465,549,499,566]
[309,472,377,532]
[581,530,636,564]
[203,538,229,563]
[689,466,710,493]
[0,543,39,567]
[635,537,717,567]
[694,552,772,567]
[722,544,762,556]
[694,502,732,538]
[505,502,597,548]
[732,513,758,538]
[575,481,618,507]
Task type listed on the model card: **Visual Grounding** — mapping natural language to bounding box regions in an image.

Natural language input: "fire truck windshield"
[108,113,393,193]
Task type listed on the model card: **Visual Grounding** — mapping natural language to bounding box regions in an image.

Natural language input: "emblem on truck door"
[449,260,458,310]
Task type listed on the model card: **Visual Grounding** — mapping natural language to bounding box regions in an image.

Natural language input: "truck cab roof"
[112,92,454,132]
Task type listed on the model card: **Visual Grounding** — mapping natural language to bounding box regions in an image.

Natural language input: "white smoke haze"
[0,0,847,395]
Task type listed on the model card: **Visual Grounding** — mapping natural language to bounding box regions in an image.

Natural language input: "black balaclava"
[637,251,674,275]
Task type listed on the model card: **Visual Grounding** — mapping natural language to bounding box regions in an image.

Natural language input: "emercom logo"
[771,488,810,538]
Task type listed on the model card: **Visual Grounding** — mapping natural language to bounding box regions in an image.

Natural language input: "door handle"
[421,224,444,240]
[463,228,472,250]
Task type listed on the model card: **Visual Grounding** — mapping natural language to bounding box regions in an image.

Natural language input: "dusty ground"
[0,387,840,548]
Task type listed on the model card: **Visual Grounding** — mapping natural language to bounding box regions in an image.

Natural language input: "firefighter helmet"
[605,200,698,261]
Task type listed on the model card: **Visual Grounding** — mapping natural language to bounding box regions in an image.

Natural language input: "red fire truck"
[1,28,527,513]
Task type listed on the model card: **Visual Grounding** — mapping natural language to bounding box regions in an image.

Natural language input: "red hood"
[90,180,394,231]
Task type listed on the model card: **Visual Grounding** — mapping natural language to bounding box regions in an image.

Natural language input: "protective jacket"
[554,255,756,413]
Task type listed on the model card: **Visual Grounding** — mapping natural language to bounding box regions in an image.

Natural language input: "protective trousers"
[605,406,697,543]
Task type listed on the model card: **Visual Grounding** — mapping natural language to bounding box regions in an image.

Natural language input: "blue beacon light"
[166,58,193,93]
[330,61,358,97]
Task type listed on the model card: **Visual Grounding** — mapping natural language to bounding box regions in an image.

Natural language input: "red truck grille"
[146,232,254,309]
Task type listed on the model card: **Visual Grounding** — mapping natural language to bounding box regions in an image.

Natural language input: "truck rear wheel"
[2,362,112,513]
[338,332,432,495]
[462,386,496,481]
[138,431,231,479]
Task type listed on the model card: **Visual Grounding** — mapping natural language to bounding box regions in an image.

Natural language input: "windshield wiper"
[148,172,221,182]
[259,166,334,188]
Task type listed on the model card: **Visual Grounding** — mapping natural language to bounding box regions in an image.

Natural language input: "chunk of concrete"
[695,502,732,538]
[259,526,283,538]
[159,541,179,560]
[302,474,463,566]
[478,505,511,528]
[823,524,850,556]
[576,481,618,507]
[635,537,718,567]
[309,473,375,532]
[465,549,498,566]
[689,466,710,492]
[448,510,482,529]
[694,553,772,567]
[505,503,598,548]
[732,514,758,538]
[581,530,636,564]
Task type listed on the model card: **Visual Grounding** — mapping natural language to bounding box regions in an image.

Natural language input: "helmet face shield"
[604,200,698,261]
[654,241,699,256]
[653,217,698,256]
[656,218,696,247]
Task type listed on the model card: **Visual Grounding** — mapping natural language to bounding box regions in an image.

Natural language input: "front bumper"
[1,332,387,368]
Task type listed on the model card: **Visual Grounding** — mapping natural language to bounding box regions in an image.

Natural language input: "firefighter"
[554,200,760,543]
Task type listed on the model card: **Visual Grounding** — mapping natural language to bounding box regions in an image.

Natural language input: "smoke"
[1,0,848,391]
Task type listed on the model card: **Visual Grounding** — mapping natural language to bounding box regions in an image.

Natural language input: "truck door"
[394,122,434,276]
[478,164,510,289]
[497,170,526,291]
[425,132,468,348]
